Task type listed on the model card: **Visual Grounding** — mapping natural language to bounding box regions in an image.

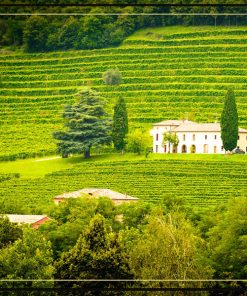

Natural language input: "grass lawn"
[1,152,246,179]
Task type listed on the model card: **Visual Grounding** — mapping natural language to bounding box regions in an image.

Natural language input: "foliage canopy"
[102,68,122,86]
[53,89,112,158]
[112,97,128,152]
[220,89,238,152]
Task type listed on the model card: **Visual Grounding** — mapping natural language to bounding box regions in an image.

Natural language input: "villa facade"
[151,120,247,154]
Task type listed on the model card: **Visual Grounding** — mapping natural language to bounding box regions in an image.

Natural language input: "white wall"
[152,126,247,154]
[176,132,224,154]
[238,133,247,153]
[152,126,173,153]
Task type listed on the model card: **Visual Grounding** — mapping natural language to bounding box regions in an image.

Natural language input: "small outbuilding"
[54,188,139,206]
[2,214,50,229]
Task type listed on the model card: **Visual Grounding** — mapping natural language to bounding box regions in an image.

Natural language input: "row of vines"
[1,28,247,158]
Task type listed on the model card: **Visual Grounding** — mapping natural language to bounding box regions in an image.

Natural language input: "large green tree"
[112,97,128,153]
[220,89,238,152]
[23,15,50,52]
[0,228,54,288]
[53,89,112,158]
[126,129,151,155]
[128,212,213,288]
[207,197,247,279]
[55,214,133,295]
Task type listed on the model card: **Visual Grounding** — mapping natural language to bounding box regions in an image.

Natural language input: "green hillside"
[0,154,246,212]
[1,26,247,159]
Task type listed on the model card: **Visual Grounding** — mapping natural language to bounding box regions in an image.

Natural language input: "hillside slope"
[0,154,246,211]
[1,26,247,158]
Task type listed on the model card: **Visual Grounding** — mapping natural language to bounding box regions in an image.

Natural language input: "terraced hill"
[0,155,246,211]
[1,26,247,159]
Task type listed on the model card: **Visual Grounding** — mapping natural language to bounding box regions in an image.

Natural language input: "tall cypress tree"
[220,89,238,152]
[53,89,112,158]
[112,97,128,153]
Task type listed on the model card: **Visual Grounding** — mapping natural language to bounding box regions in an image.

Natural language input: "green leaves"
[162,132,179,153]
[102,68,122,86]
[55,215,133,290]
[207,197,247,279]
[0,216,22,249]
[54,89,112,158]
[112,97,128,152]
[128,212,213,285]
[0,228,54,286]
[126,129,151,155]
[220,89,238,151]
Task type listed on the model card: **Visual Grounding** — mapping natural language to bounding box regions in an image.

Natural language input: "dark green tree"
[220,89,238,152]
[58,16,80,50]
[55,214,133,295]
[0,216,22,249]
[53,89,112,158]
[112,97,128,153]
[23,15,49,52]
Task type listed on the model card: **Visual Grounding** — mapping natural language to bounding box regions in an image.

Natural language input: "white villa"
[151,120,247,154]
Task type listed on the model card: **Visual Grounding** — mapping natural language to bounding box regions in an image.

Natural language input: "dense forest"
[0,195,246,292]
[1,0,247,52]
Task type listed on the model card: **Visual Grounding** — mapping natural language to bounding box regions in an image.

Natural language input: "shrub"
[102,68,122,85]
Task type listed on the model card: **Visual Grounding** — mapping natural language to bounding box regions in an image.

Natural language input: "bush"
[102,68,122,85]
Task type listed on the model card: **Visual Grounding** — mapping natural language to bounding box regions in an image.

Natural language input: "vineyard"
[0,155,246,212]
[1,26,247,158]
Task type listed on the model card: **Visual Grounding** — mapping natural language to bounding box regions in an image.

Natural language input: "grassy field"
[1,26,247,158]
[0,153,246,212]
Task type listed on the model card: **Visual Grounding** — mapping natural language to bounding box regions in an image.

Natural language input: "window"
[214,135,217,140]
[204,144,208,153]
[221,146,224,151]
[156,145,158,153]
[156,134,159,141]
[238,135,240,140]
[190,145,196,153]
[205,135,207,140]
[246,136,247,140]
[192,134,195,141]
[183,134,186,141]
[181,145,187,153]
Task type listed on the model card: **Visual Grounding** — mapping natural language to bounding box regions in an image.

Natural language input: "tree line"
[53,84,151,159]
[1,0,247,52]
[54,84,239,158]
[0,195,246,292]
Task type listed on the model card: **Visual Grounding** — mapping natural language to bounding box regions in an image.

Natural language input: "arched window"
[181,145,187,153]
[190,145,196,153]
